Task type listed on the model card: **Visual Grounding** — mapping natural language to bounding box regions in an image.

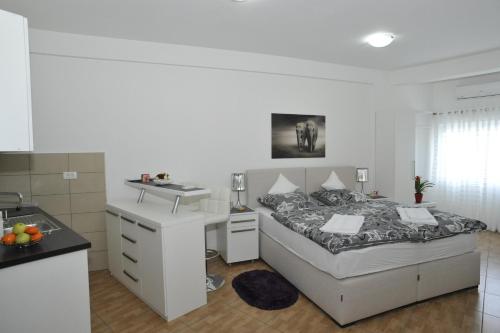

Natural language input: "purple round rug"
[232,270,298,310]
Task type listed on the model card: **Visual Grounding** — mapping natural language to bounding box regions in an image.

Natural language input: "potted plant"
[414,176,434,203]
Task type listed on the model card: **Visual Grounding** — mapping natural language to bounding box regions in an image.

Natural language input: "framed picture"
[272,113,325,159]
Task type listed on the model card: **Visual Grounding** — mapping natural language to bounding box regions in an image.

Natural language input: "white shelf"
[125,180,211,197]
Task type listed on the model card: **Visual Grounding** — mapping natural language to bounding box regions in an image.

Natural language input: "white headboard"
[245,166,356,209]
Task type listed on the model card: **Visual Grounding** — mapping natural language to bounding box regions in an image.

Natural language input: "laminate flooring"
[90,231,500,332]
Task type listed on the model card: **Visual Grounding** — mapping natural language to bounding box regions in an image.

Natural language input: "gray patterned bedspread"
[271,200,487,254]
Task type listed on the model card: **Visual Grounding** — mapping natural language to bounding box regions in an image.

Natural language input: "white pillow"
[321,171,346,190]
[268,174,300,194]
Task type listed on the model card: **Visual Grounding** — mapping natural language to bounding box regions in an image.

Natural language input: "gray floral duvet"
[271,200,487,254]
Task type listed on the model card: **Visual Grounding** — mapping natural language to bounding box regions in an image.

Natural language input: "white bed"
[257,206,477,279]
[247,166,480,326]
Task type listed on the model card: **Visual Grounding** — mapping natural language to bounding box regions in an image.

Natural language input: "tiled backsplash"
[0,153,107,271]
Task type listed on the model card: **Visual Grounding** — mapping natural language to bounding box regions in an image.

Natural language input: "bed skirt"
[259,231,480,326]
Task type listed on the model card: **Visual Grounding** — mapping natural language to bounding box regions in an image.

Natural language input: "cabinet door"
[105,211,122,278]
[0,10,32,151]
[137,220,165,315]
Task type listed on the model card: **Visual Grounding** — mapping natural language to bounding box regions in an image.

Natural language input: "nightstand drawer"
[227,226,259,263]
[229,213,258,229]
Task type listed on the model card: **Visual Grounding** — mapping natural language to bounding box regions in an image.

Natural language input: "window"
[429,107,500,230]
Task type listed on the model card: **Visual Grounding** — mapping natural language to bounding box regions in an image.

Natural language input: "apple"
[15,233,30,245]
[12,223,26,235]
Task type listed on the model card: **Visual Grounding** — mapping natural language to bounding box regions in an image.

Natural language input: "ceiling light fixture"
[232,0,247,2]
[365,32,395,48]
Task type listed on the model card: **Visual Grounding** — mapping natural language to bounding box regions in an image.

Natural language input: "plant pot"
[415,193,423,204]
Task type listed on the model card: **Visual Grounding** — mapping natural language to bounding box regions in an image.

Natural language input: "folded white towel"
[396,207,438,226]
[320,214,364,235]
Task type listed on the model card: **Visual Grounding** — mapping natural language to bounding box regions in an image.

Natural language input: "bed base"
[259,231,480,327]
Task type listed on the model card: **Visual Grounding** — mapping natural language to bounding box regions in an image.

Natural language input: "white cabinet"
[0,9,33,151]
[106,200,207,321]
[137,220,165,315]
[105,211,121,278]
[218,209,259,264]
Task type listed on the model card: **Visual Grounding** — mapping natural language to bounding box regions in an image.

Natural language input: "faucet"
[0,192,24,210]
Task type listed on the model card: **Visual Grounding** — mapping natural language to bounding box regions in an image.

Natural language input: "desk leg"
[137,189,146,204]
[172,195,181,214]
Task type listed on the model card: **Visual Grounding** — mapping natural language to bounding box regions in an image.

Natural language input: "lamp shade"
[231,173,246,191]
[356,168,369,183]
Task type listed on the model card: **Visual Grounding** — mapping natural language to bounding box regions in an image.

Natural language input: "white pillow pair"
[268,171,345,194]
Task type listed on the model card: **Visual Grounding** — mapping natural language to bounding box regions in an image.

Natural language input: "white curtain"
[429,106,500,231]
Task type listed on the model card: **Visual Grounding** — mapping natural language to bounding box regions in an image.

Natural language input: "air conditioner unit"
[456,82,500,100]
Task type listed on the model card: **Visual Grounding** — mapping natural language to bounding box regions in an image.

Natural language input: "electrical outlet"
[63,171,78,180]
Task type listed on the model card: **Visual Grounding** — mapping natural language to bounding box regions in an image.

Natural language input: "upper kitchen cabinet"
[0,9,33,151]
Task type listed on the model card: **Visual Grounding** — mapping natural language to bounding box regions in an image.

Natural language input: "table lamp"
[356,168,368,194]
[231,173,246,211]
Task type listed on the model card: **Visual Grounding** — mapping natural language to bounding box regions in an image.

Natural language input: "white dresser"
[106,198,207,321]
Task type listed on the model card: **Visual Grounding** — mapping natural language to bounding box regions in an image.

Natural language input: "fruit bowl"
[1,223,45,248]
[1,238,43,248]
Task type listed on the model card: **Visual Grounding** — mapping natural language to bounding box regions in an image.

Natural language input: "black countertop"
[0,206,91,269]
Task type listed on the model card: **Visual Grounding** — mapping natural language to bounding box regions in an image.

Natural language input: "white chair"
[196,187,230,292]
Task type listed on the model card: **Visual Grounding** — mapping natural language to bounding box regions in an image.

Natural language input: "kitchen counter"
[0,206,91,269]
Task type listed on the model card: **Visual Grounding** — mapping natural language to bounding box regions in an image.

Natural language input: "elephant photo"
[305,120,318,152]
[296,122,306,152]
[271,113,325,159]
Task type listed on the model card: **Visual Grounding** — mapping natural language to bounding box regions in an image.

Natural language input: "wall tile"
[0,175,31,197]
[82,231,107,251]
[0,154,30,175]
[53,214,72,228]
[70,173,105,193]
[31,174,69,195]
[88,250,108,271]
[72,212,106,233]
[69,153,105,173]
[32,194,71,215]
[71,192,106,213]
[30,153,68,174]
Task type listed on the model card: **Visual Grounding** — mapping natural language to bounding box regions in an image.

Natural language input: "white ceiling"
[1,0,500,70]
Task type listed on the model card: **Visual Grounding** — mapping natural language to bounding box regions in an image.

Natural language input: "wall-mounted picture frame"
[272,113,325,159]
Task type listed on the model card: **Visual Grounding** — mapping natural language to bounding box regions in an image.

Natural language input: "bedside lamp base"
[234,191,245,211]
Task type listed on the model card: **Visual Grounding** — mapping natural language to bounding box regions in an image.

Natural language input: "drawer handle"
[232,228,256,233]
[123,270,139,282]
[122,216,135,224]
[138,223,156,233]
[121,234,137,244]
[232,219,256,224]
[106,210,118,217]
[122,252,138,263]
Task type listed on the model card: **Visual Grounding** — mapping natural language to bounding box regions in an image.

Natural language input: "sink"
[4,214,61,234]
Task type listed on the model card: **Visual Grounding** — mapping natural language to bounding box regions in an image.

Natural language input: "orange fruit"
[30,232,43,242]
[2,233,16,245]
[25,226,39,235]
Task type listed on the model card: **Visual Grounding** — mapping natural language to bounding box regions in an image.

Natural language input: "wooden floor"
[90,231,500,333]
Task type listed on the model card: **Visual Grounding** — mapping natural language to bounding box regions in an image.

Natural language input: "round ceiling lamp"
[365,32,395,48]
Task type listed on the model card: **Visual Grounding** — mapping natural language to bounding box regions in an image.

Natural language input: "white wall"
[28,29,384,204]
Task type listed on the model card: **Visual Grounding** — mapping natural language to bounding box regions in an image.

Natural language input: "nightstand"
[217,206,259,264]
[405,201,437,208]
[367,195,388,201]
